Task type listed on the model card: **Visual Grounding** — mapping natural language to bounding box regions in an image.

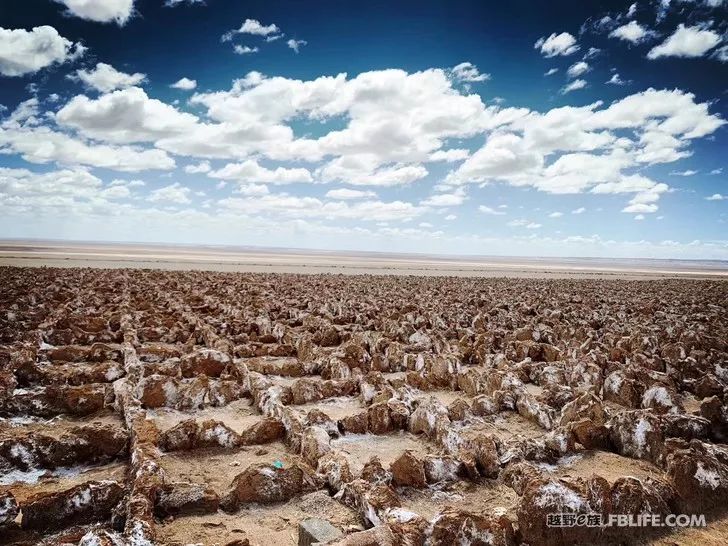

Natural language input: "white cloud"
[70,63,146,93]
[623,202,658,213]
[647,24,721,59]
[706,193,725,201]
[450,62,490,82]
[0,26,85,77]
[428,148,470,162]
[669,169,698,176]
[709,168,723,175]
[508,219,541,229]
[478,205,506,215]
[422,188,466,207]
[544,68,559,76]
[325,188,377,200]
[184,161,210,174]
[560,79,587,94]
[606,73,628,85]
[219,194,426,222]
[534,32,579,57]
[54,0,135,25]
[634,214,645,220]
[548,211,563,217]
[446,88,723,213]
[208,160,312,184]
[237,19,280,36]
[627,3,637,17]
[149,182,192,204]
[609,21,655,44]
[287,39,307,53]
[234,183,269,196]
[234,45,259,55]
[0,122,175,172]
[55,86,200,143]
[713,45,728,62]
[572,207,586,214]
[317,155,428,187]
[171,77,197,90]
[566,61,590,78]
[445,214,457,220]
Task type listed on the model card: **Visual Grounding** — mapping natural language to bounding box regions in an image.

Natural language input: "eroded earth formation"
[0,267,727,545]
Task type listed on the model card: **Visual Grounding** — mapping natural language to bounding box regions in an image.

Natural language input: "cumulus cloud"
[184,161,210,174]
[54,0,135,25]
[428,149,470,162]
[0,26,85,77]
[544,68,559,76]
[478,205,506,215]
[508,219,541,228]
[548,211,563,217]
[149,182,192,204]
[450,62,490,82]
[606,73,628,85]
[561,79,587,94]
[234,45,259,55]
[422,188,467,207]
[287,39,307,53]
[706,193,725,200]
[171,77,197,90]
[324,188,377,200]
[55,86,199,143]
[669,169,698,176]
[222,19,281,43]
[609,21,656,44]
[647,24,722,59]
[219,193,427,222]
[566,61,590,78]
[534,32,579,57]
[208,159,312,184]
[70,63,146,93]
[572,207,586,214]
[446,88,723,212]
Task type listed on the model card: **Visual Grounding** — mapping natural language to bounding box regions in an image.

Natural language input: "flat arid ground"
[1,263,728,545]
[1,240,727,279]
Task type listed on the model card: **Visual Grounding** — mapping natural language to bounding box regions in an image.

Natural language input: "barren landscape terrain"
[1,266,727,545]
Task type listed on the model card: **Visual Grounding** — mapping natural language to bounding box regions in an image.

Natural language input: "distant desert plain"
[0,239,726,279]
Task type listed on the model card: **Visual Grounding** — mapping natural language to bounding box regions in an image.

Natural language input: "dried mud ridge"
[0,267,727,546]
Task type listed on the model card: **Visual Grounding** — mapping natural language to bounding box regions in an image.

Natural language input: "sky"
[0,0,727,259]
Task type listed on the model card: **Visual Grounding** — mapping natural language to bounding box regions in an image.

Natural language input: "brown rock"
[390,450,426,488]
[239,417,286,445]
[21,480,124,530]
[222,462,319,510]
[180,348,231,378]
[156,482,219,517]
[429,507,516,546]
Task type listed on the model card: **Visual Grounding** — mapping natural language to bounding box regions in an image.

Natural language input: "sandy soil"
[331,432,436,476]
[158,443,295,493]
[157,490,361,546]
[543,451,665,482]
[147,399,262,434]
[292,396,366,421]
[400,480,519,520]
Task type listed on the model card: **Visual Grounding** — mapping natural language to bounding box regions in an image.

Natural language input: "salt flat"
[0,240,726,279]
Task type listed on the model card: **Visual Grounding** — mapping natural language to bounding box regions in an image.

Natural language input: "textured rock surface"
[0,267,726,545]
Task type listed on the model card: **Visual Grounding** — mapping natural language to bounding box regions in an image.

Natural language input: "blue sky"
[0,0,727,258]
